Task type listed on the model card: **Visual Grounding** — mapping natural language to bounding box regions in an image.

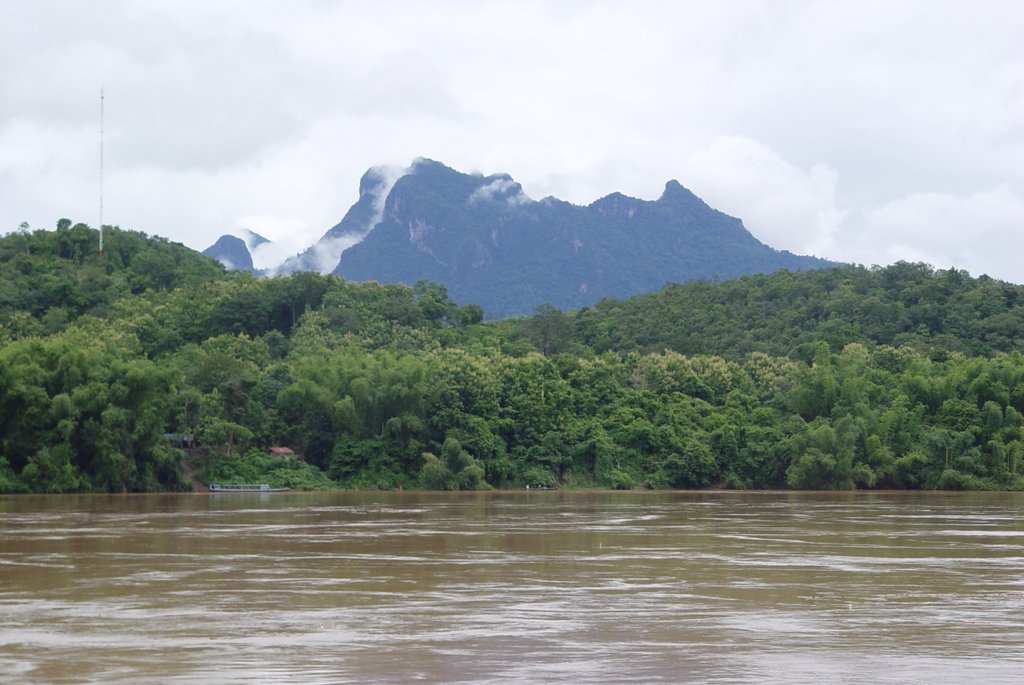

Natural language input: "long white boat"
[207,483,290,493]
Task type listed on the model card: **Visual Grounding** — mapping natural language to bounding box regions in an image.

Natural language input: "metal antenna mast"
[99,86,105,261]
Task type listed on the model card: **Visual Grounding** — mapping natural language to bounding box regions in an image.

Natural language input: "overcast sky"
[3,0,1024,280]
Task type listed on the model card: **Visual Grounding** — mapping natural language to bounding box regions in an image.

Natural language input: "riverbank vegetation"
[4,221,1024,492]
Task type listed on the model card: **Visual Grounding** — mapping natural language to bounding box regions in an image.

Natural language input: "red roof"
[269,447,295,455]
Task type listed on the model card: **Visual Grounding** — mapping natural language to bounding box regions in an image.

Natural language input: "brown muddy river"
[1,491,1023,683]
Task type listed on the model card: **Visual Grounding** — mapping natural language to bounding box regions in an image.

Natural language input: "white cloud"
[854,187,1024,281]
[264,163,409,274]
[363,165,409,227]
[468,178,531,206]
[297,235,359,274]
[678,136,845,258]
[230,217,308,270]
[2,1,1024,284]
[0,119,99,229]
[673,137,1024,283]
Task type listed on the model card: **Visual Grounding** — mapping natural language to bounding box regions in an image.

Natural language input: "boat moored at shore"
[207,484,290,493]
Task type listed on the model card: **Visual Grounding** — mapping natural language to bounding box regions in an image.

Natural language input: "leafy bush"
[199,450,335,490]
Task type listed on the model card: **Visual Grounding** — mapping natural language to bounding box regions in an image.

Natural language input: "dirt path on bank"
[180,450,204,492]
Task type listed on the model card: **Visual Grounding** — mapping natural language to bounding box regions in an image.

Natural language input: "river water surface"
[1,491,1023,683]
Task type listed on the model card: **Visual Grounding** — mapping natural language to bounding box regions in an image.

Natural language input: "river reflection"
[1,491,1023,683]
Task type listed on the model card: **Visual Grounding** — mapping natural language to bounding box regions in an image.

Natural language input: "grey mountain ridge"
[201,232,266,272]
[203,159,836,317]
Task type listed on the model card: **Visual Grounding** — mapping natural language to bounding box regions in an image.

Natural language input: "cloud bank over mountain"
[3,2,1024,282]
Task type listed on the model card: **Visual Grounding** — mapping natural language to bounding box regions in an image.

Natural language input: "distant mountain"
[206,159,837,317]
[201,230,268,272]
[331,159,836,317]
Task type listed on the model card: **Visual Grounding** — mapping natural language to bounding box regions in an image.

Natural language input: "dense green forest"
[4,220,1024,493]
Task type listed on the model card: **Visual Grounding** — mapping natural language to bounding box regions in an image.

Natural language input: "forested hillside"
[0,220,224,337]
[251,159,834,317]
[573,263,1024,359]
[3,222,1024,493]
